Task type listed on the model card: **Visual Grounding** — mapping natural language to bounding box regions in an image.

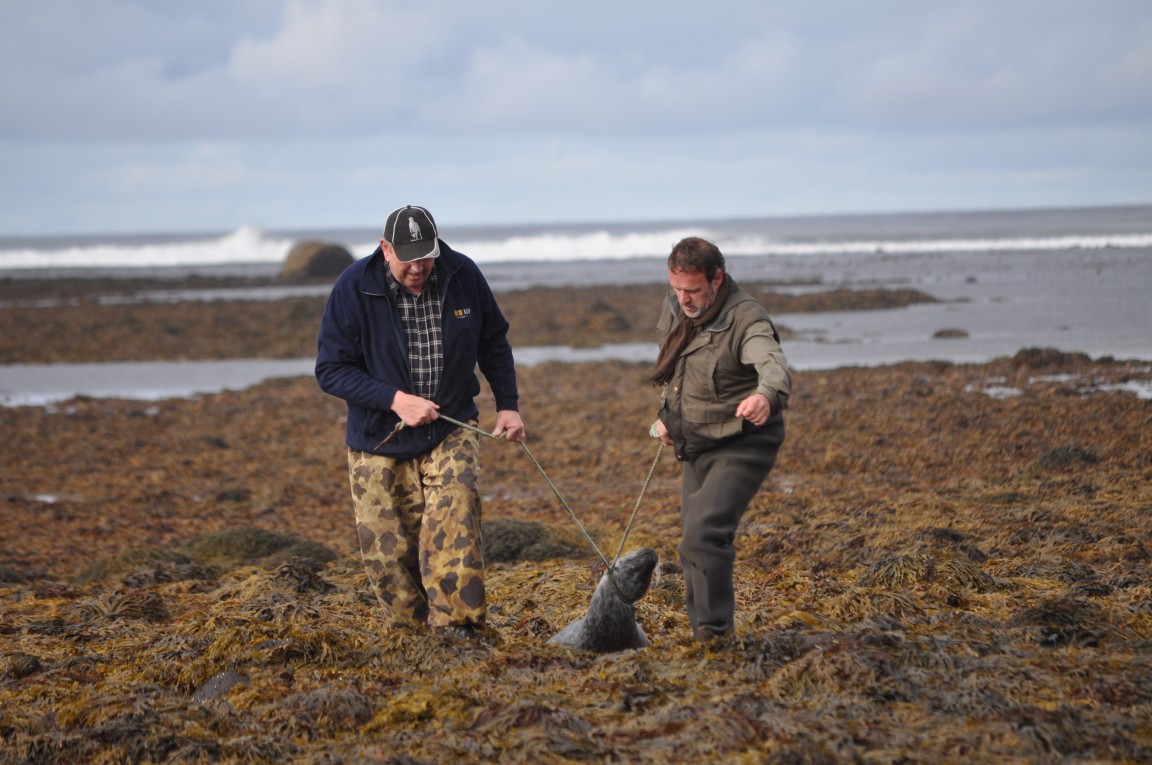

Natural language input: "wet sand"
[1,274,1151,763]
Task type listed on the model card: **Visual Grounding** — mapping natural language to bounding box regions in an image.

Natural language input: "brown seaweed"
[2,280,1151,763]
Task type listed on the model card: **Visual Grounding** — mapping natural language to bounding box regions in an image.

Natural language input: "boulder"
[281,241,354,281]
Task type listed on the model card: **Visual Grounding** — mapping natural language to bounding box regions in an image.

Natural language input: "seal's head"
[611,547,659,602]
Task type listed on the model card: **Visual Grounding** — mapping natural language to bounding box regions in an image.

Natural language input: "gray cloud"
[1,0,1149,234]
[4,0,1149,140]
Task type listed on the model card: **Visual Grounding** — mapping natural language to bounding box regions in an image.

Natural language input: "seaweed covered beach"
[1,274,1151,764]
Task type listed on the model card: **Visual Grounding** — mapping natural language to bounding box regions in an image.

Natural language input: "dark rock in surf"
[281,241,353,281]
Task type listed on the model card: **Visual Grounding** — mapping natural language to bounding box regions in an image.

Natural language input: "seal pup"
[548,547,659,653]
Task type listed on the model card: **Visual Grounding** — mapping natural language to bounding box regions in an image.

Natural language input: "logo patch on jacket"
[452,308,472,319]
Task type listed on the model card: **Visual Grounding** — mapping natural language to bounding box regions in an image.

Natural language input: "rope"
[412,412,664,599]
[611,440,664,565]
[432,413,613,571]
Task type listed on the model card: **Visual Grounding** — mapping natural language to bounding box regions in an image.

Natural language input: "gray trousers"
[678,417,785,637]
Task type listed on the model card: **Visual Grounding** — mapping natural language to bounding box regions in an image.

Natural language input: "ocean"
[2,205,1151,405]
[1,204,1150,283]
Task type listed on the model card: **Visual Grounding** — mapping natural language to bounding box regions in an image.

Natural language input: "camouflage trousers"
[347,425,485,629]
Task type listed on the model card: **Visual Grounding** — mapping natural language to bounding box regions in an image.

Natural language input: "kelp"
[3,337,1152,762]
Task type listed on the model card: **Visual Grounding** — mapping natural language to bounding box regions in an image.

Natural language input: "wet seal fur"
[547,547,658,653]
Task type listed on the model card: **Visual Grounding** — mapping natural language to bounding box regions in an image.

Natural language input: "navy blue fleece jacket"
[315,241,519,458]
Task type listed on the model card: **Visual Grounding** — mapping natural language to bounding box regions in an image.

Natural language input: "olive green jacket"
[656,278,791,460]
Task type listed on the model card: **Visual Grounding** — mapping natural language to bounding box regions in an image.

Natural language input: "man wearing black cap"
[316,205,525,640]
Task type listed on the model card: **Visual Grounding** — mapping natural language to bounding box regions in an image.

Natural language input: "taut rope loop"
[421,412,663,599]
[432,413,611,567]
[612,440,664,565]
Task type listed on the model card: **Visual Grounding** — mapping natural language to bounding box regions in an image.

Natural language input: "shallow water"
[3,241,1150,406]
[0,348,666,406]
[4,333,1151,407]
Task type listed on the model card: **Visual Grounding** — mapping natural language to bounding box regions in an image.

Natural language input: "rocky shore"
[1,273,1150,763]
[0,274,934,363]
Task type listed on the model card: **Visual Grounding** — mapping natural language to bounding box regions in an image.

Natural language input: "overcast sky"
[1,0,1149,236]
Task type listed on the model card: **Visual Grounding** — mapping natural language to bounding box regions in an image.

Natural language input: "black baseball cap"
[383,205,440,262]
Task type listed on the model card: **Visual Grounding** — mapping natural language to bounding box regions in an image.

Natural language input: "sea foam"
[1,212,1150,272]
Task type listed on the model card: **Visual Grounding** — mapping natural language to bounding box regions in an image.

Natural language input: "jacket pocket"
[358,408,382,438]
[681,355,726,423]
